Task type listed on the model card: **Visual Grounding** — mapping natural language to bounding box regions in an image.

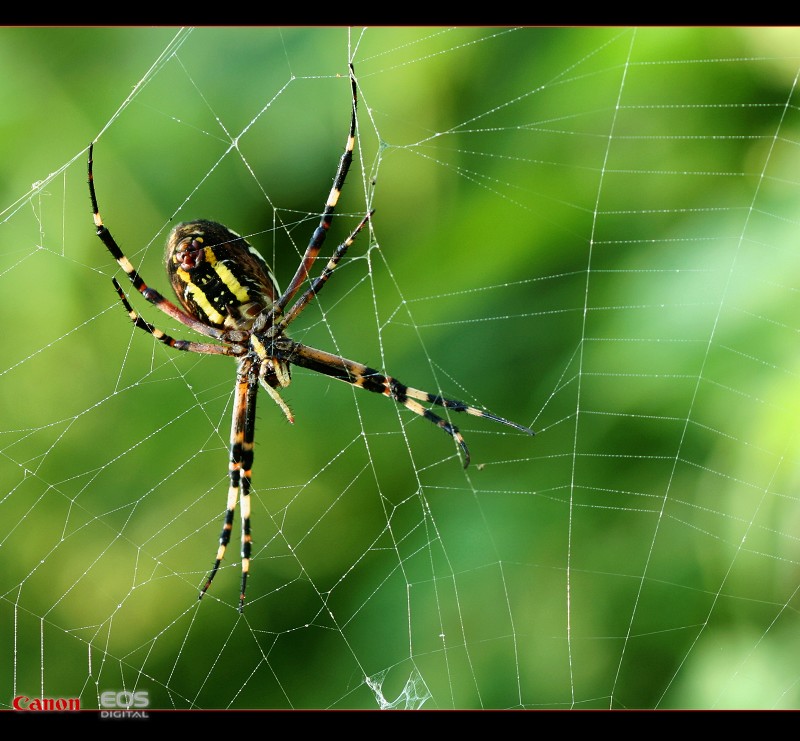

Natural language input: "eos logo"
[99,690,150,709]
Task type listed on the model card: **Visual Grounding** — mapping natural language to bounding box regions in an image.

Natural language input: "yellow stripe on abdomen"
[204,248,252,304]
[176,267,226,326]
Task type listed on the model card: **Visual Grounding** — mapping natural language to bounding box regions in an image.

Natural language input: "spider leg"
[275,341,534,468]
[112,279,241,356]
[271,64,359,320]
[276,210,373,332]
[199,357,258,611]
[88,144,230,343]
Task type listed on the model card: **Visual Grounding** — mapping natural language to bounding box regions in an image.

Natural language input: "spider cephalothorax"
[88,64,533,612]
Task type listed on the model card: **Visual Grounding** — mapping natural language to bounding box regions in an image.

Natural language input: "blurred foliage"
[1,27,799,710]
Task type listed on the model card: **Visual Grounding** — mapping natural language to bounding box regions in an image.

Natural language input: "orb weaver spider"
[88,64,533,612]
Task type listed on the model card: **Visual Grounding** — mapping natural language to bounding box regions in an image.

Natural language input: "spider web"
[1,26,800,711]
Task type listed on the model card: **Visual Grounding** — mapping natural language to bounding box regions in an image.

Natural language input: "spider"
[88,65,533,612]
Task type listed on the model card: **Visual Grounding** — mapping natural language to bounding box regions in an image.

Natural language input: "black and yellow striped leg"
[278,342,534,468]
[199,357,258,610]
[89,144,230,344]
[112,279,240,356]
[277,210,374,332]
[237,361,258,612]
[273,65,359,317]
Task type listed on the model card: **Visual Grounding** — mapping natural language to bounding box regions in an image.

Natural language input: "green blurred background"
[1,27,799,710]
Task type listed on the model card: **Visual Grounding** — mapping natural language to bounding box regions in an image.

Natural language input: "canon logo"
[12,695,80,711]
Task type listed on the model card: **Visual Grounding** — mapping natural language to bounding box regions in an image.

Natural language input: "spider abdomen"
[166,220,279,331]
